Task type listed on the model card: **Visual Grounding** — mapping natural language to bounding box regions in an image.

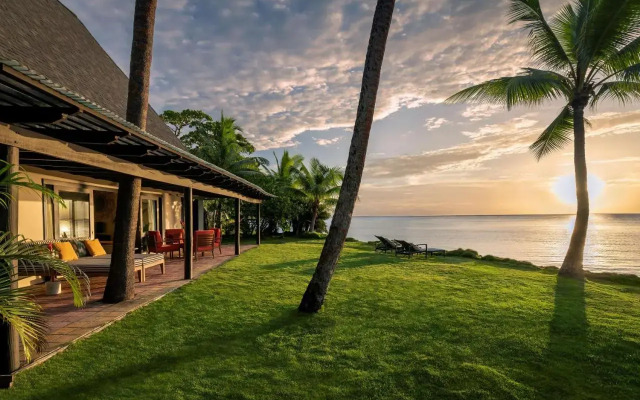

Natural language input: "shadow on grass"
[23,308,325,399]
[541,276,588,396]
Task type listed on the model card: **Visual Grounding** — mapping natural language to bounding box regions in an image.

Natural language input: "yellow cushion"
[53,242,78,261]
[84,239,107,257]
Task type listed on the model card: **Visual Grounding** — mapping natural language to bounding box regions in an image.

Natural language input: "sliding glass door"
[58,191,91,238]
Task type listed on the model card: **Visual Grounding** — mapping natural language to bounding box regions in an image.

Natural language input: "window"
[58,191,91,238]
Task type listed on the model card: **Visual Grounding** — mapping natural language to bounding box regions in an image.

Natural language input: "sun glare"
[552,174,605,205]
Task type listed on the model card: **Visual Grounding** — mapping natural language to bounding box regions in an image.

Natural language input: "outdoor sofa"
[18,239,165,283]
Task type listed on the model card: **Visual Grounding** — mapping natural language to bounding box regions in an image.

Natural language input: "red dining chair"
[194,230,215,261]
[147,231,181,259]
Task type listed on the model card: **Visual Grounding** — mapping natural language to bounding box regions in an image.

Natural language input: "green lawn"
[4,240,640,399]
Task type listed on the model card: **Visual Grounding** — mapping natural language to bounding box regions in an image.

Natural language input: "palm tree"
[0,163,87,361]
[298,0,395,313]
[183,113,267,178]
[446,0,640,278]
[104,0,157,303]
[269,150,304,183]
[294,158,343,233]
[182,113,267,228]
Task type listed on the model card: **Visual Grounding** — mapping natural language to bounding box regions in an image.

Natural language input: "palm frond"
[529,105,574,160]
[446,68,571,110]
[0,233,89,360]
[585,0,640,63]
[0,162,62,209]
[508,0,575,74]
[592,81,640,106]
[0,274,47,361]
[602,36,640,74]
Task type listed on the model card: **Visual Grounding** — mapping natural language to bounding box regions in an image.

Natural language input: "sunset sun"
[552,174,605,206]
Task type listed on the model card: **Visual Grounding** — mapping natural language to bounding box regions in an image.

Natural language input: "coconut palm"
[446,0,640,278]
[298,0,395,313]
[104,0,157,303]
[0,163,87,361]
[293,158,343,234]
[269,150,304,183]
[182,112,268,228]
[183,113,267,178]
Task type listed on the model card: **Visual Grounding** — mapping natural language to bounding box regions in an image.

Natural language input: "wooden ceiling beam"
[2,125,262,203]
[33,129,119,145]
[0,105,79,124]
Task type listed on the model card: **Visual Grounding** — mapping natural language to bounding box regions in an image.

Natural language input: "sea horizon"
[346,214,640,276]
[353,212,640,218]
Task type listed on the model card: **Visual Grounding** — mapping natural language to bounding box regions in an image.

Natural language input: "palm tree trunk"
[298,0,395,313]
[104,176,141,302]
[310,204,318,233]
[104,0,157,303]
[559,102,589,279]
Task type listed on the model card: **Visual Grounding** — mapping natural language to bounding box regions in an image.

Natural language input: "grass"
[4,239,640,399]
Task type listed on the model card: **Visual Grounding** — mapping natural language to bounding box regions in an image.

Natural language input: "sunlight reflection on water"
[347,214,640,276]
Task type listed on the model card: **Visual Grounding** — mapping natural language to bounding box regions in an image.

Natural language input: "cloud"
[314,136,343,146]
[61,0,534,149]
[424,117,448,131]
[364,114,542,187]
[462,104,504,121]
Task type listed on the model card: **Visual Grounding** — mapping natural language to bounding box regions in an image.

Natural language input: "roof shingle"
[0,0,184,149]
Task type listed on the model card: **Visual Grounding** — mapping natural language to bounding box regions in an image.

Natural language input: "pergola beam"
[0,125,262,203]
[0,106,79,124]
[235,198,241,256]
[184,187,193,279]
[35,129,119,145]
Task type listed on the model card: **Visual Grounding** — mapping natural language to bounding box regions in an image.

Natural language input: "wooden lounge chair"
[395,240,428,258]
[194,230,215,261]
[374,235,401,253]
[395,240,446,258]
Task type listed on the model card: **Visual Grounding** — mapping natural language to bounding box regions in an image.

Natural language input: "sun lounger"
[395,240,446,258]
[374,235,402,253]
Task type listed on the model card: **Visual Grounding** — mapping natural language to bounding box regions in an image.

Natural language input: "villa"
[0,0,270,387]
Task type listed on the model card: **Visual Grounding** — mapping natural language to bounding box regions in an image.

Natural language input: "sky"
[60,0,640,216]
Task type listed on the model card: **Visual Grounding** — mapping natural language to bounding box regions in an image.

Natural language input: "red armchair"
[165,228,185,257]
[147,231,181,259]
[213,228,222,255]
[194,230,215,261]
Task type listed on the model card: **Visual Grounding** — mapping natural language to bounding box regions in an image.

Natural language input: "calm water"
[346,214,640,275]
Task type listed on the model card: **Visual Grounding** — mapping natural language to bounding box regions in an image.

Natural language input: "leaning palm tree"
[294,158,343,233]
[0,163,87,362]
[104,0,157,303]
[446,0,640,278]
[298,0,396,313]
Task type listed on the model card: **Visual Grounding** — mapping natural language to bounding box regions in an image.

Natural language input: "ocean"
[346,214,640,276]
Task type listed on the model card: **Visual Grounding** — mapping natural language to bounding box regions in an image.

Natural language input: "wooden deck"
[19,244,256,369]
